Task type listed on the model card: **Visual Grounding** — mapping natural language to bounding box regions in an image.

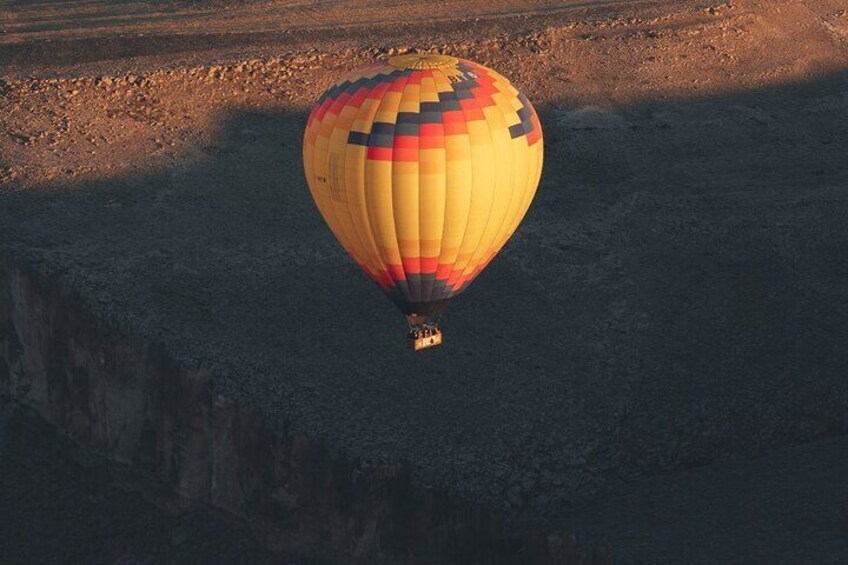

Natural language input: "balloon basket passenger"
[406,314,443,351]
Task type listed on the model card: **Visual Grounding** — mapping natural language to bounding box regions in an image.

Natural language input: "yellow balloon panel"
[303,54,543,315]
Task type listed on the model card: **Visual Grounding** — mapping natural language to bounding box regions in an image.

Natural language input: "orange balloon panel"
[303,54,543,317]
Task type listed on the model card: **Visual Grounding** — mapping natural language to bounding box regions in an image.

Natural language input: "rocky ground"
[2,0,848,563]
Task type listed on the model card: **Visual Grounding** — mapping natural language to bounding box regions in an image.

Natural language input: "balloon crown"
[388,54,459,69]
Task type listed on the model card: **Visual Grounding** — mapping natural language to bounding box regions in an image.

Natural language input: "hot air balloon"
[303,54,543,350]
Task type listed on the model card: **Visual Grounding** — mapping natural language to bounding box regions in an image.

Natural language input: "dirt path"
[3,0,703,43]
[1,0,705,77]
[1,0,652,41]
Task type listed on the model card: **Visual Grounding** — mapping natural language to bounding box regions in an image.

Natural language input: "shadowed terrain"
[4,69,848,561]
[0,400,316,565]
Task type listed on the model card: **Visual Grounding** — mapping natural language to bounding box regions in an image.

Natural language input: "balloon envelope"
[303,54,543,321]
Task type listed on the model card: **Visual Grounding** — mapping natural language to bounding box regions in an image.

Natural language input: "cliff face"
[0,256,603,564]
